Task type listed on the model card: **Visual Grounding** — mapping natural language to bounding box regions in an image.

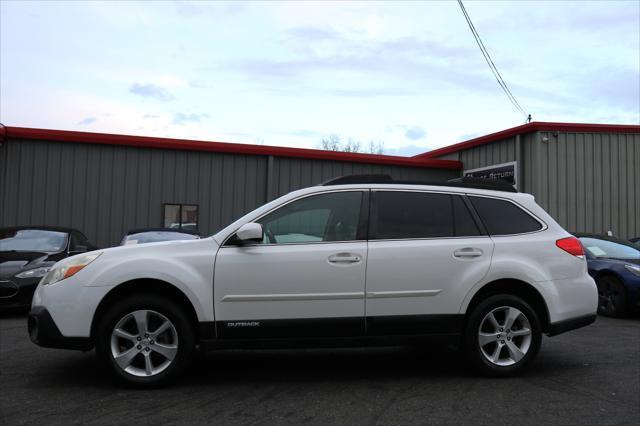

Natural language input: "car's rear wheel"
[95,294,195,387]
[596,276,628,317]
[464,294,542,376]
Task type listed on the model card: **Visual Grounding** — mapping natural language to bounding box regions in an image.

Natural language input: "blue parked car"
[576,234,640,317]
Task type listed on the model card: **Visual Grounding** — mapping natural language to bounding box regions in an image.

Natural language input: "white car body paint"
[31,183,598,339]
[33,238,218,336]
[214,241,367,321]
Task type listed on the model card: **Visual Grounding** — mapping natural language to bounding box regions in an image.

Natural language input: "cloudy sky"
[1,1,638,155]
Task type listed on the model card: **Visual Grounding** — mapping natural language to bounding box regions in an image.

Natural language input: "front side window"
[469,196,542,236]
[256,191,363,244]
[69,232,83,251]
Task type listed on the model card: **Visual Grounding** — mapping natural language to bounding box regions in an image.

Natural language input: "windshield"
[579,237,640,260]
[0,229,68,252]
[122,231,199,245]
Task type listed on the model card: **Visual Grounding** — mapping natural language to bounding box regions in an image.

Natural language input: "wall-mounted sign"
[463,161,517,188]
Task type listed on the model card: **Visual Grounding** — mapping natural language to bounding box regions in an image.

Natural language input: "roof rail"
[319,174,518,193]
[320,174,393,186]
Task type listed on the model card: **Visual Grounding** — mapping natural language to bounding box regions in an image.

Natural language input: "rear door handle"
[328,253,362,264]
[453,248,484,258]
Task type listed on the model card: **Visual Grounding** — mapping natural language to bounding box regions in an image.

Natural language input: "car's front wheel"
[95,294,195,387]
[464,294,542,376]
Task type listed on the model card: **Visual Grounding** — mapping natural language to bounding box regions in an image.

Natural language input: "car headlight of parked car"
[15,266,52,279]
[41,252,102,286]
[624,264,640,277]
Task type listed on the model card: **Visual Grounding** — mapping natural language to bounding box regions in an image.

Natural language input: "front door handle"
[328,253,362,264]
[453,248,484,258]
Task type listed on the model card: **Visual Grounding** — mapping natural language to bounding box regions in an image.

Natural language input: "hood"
[0,250,66,280]
[101,236,218,256]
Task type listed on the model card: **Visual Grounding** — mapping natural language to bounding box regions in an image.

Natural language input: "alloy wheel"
[110,309,179,377]
[597,281,622,314]
[478,306,532,366]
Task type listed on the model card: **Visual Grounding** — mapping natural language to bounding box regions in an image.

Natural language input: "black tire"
[95,293,195,387]
[463,294,542,377]
[596,275,628,318]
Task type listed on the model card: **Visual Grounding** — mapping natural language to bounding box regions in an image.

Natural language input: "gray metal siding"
[460,137,517,171]
[536,131,639,239]
[455,133,538,194]
[0,138,457,247]
[271,157,453,195]
[437,131,640,239]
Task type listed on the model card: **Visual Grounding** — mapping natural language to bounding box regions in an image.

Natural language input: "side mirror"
[236,223,263,243]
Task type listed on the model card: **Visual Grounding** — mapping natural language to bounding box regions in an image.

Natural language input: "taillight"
[556,237,585,258]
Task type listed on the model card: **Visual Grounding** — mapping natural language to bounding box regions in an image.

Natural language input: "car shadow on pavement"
[194,345,468,384]
[26,340,585,390]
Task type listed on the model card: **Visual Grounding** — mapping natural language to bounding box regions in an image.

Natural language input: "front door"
[365,190,494,335]
[213,190,368,339]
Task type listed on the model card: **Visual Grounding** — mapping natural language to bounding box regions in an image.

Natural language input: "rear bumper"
[540,274,598,324]
[547,313,597,337]
[28,306,93,350]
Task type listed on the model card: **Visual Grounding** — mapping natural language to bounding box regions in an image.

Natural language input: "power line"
[457,0,529,119]
[457,0,526,117]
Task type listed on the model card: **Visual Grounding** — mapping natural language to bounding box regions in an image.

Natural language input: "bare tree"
[319,134,341,151]
[342,139,361,153]
[367,140,385,155]
[318,135,385,155]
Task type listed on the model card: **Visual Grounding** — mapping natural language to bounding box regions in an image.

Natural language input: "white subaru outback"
[29,176,598,386]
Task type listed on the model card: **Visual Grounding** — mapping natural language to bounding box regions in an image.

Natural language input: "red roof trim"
[4,126,461,170]
[416,122,640,159]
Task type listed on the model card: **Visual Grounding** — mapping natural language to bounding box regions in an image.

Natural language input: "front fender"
[89,258,214,321]
[82,239,217,322]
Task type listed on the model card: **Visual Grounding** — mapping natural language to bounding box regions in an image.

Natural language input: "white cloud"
[1,1,637,152]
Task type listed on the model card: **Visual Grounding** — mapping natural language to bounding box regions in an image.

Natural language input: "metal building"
[1,122,638,247]
[0,126,460,247]
[416,122,640,239]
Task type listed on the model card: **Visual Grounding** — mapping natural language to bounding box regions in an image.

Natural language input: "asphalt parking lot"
[1,313,638,426]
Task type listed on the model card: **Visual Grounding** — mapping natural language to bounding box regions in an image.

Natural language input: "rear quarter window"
[469,196,542,236]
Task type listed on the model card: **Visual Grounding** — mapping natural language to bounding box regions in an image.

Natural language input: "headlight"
[15,266,52,279]
[624,264,640,277]
[41,252,102,286]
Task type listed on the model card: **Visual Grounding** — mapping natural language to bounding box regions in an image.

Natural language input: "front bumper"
[28,306,93,350]
[0,279,39,309]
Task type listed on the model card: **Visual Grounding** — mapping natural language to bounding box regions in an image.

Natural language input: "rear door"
[365,190,494,335]
[213,190,369,339]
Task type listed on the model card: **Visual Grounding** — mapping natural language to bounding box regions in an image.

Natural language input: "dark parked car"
[576,233,640,317]
[120,228,200,246]
[630,237,640,245]
[0,227,97,310]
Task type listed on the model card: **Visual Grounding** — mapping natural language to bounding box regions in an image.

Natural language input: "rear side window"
[372,192,481,239]
[469,196,542,235]
[452,196,482,237]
